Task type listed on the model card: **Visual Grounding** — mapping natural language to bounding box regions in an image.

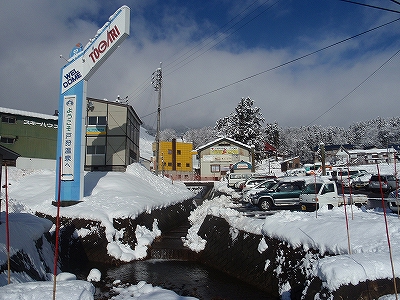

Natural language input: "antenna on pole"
[152,62,162,175]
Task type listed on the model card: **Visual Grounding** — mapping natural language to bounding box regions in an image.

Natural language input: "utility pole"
[320,142,326,176]
[152,63,162,175]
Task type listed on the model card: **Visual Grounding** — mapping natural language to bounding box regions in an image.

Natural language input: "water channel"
[83,259,273,300]
[75,185,274,299]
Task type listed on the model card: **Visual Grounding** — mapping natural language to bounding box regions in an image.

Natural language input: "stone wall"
[196,215,399,300]
[38,198,199,269]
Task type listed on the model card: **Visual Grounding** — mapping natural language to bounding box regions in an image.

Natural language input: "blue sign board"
[55,6,130,202]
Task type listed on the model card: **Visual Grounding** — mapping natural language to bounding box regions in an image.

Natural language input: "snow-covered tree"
[159,128,178,141]
[214,97,265,157]
[183,126,219,149]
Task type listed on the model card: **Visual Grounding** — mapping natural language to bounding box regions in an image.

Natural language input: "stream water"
[82,259,274,300]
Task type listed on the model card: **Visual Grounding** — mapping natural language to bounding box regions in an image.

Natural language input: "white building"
[195,137,254,180]
[335,146,397,165]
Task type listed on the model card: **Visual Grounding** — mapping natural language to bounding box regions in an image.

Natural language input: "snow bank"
[111,281,198,300]
[3,164,194,262]
[0,280,95,300]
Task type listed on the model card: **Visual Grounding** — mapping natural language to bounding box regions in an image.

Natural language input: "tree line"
[154,97,400,164]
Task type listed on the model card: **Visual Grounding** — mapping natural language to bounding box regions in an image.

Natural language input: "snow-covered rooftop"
[0,107,58,121]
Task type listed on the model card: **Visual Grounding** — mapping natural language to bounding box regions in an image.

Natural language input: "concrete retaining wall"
[196,215,399,300]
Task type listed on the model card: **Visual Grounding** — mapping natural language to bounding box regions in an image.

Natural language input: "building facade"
[85,98,142,171]
[195,137,253,181]
[334,146,397,166]
[152,139,193,180]
[1,98,142,171]
[0,107,58,164]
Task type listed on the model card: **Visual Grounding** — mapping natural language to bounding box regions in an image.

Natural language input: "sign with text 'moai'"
[56,5,130,202]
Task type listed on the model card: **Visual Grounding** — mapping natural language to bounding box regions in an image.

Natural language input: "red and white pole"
[53,157,62,300]
[5,164,10,284]
[377,164,398,298]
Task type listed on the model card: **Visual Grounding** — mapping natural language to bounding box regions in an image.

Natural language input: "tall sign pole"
[56,6,130,202]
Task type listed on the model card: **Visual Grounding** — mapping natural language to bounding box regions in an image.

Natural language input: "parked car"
[340,172,371,188]
[334,169,368,185]
[227,173,253,188]
[249,178,309,211]
[300,180,368,211]
[242,179,277,203]
[242,178,270,193]
[387,189,400,213]
[368,174,397,193]
[351,173,372,190]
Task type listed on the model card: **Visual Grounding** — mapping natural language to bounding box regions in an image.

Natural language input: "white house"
[335,146,397,165]
[194,137,254,180]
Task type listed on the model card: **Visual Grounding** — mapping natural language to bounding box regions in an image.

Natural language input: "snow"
[86,269,101,282]
[1,162,400,299]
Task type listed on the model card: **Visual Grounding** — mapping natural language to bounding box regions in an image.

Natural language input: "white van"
[227,173,252,188]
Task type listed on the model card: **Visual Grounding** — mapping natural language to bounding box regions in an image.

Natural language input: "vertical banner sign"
[55,6,130,202]
[61,95,76,180]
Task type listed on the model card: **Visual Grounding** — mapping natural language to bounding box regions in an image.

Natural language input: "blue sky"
[1,0,400,131]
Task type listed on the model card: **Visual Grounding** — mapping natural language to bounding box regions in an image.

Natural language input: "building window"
[168,162,172,167]
[186,163,190,168]
[0,137,15,144]
[87,145,106,155]
[177,163,181,167]
[1,115,16,124]
[88,116,107,126]
[177,150,181,155]
[168,149,172,155]
[211,165,220,173]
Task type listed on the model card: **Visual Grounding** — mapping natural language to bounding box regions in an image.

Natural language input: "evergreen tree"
[214,97,265,157]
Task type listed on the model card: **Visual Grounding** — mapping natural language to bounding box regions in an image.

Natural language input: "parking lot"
[232,184,397,217]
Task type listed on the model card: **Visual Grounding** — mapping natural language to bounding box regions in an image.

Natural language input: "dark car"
[368,174,397,193]
[249,179,306,211]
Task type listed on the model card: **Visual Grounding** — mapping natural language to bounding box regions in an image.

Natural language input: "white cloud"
[1,0,399,131]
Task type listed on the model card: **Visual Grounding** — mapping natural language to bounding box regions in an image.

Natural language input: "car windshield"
[302,183,323,194]
[255,180,275,189]
[270,182,281,191]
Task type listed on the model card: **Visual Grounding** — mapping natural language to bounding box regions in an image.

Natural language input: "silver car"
[387,189,400,213]
[368,175,397,193]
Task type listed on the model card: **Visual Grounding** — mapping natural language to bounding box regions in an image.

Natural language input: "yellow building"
[152,139,193,180]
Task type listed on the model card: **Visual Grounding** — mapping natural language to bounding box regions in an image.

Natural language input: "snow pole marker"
[376,164,398,298]
[346,159,354,220]
[53,157,62,300]
[340,171,351,254]
[5,164,10,284]
[314,171,318,218]
[396,153,399,217]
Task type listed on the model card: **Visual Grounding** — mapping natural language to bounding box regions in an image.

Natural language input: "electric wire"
[164,0,281,76]
[306,47,400,126]
[162,0,264,71]
[125,0,279,105]
[340,0,400,13]
[141,17,400,118]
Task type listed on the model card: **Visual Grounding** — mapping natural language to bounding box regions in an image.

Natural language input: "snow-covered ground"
[1,161,400,299]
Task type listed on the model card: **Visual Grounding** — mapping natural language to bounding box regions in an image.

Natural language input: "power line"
[141,17,400,118]
[306,47,400,126]
[163,0,265,71]
[126,0,280,106]
[340,0,400,13]
[164,0,282,76]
